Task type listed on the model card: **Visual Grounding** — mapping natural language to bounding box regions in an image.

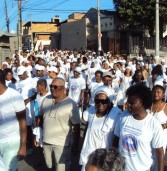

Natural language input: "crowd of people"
[0,49,167,171]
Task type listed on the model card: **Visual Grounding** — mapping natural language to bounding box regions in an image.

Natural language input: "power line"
[22,7,113,12]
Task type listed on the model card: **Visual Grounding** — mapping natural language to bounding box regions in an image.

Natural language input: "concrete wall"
[10,37,18,54]
[61,18,87,51]
[69,13,85,20]
[0,47,11,65]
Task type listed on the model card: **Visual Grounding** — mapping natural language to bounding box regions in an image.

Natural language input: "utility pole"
[29,14,33,51]
[4,0,9,32]
[18,0,22,52]
[155,0,159,63]
[97,0,102,53]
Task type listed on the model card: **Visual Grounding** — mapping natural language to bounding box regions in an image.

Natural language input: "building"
[22,17,60,51]
[0,30,18,64]
[50,8,116,52]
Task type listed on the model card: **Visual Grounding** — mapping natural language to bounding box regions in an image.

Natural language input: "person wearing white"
[16,66,37,152]
[100,72,117,105]
[87,62,98,84]
[68,67,86,119]
[4,68,17,90]
[80,87,122,171]
[151,85,167,171]
[118,67,132,107]
[16,66,37,126]
[36,79,50,109]
[0,70,26,171]
[34,64,48,80]
[46,66,66,91]
[88,70,103,106]
[113,85,164,171]
[68,67,86,105]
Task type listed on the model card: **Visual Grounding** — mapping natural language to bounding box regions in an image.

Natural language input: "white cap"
[102,71,114,78]
[35,64,45,71]
[20,58,29,63]
[161,59,165,63]
[74,67,82,74]
[2,62,8,66]
[154,76,164,86]
[125,66,131,70]
[47,66,58,73]
[94,86,113,102]
[17,66,27,75]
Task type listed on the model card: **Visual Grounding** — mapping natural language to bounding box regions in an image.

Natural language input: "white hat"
[154,76,164,86]
[20,58,29,63]
[102,71,114,78]
[47,66,58,73]
[161,59,165,63]
[74,67,82,74]
[2,62,8,66]
[35,64,45,71]
[17,66,27,75]
[94,86,113,102]
[125,66,131,70]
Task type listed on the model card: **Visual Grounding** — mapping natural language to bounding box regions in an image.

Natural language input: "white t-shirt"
[87,67,98,84]
[16,77,37,125]
[114,111,164,171]
[92,58,101,68]
[25,65,33,77]
[36,92,50,109]
[88,81,103,106]
[0,88,25,143]
[80,106,122,166]
[5,80,16,90]
[68,76,86,103]
[0,156,6,171]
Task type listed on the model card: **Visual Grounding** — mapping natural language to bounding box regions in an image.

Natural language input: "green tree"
[114,0,167,36]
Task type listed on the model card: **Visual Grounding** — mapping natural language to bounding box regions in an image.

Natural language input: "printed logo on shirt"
[17,88,22,94]
[122,134,138,153]
[71,85,77,91]
[91,71,95,75]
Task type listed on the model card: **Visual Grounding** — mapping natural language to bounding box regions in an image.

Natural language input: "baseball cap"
[125,66,131,70]
[47,66,58,73]
[17,66,27,75]
[102,71,113,78]
[74,67,82,74]
[35,64,45,71]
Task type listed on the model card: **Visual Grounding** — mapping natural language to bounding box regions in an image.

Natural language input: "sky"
[0,0,114,33]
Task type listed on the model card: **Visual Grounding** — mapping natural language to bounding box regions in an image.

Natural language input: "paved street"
[18,120,167,171]
[18,150,167,171]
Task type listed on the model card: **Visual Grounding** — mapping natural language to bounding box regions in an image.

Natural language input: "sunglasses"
[49,85,64,90]
[95,99,109,104]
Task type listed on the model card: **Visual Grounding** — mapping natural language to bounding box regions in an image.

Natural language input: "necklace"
[151,103,162,115]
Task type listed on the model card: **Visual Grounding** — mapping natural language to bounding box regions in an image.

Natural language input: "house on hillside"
[22,17,60,51]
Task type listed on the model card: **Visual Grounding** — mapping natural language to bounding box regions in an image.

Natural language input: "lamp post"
[97,0,102,52]
[18,0,22,52]
[155,0,159,63]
